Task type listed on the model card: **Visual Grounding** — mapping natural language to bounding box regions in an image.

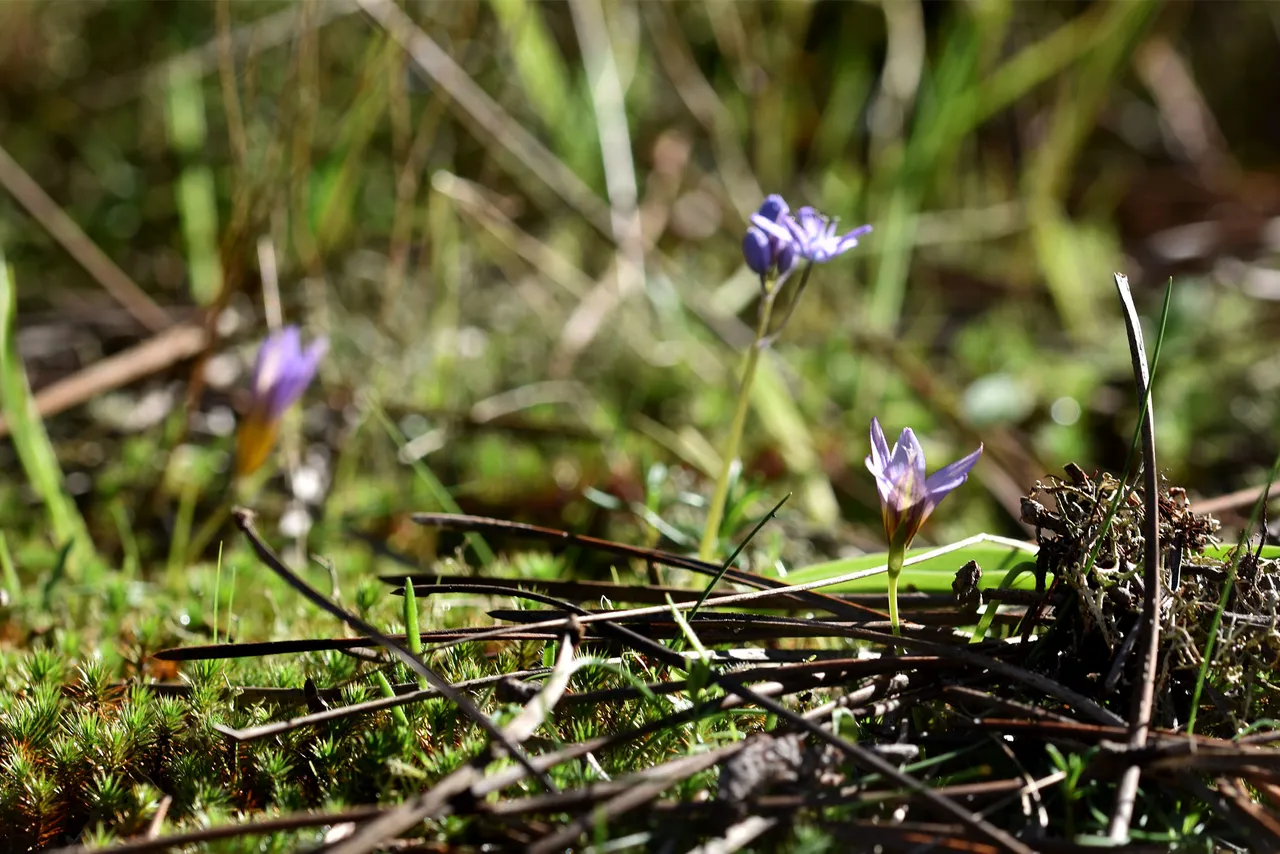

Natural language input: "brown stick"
[44,806,387,854]
[231,508,557,795]
[0,323,205,438]
[0,142,170,331]
[1193,481,1280,516]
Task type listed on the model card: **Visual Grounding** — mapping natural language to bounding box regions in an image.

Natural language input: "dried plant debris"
[717,733,843,808]
[952,560,983,613]
[1022,464,1280,731]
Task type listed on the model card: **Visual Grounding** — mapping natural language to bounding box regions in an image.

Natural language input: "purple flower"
[865,418,982,547]
[756,194,787,223]
[742,194,797,278]
[752,205,871,264]
[249,326,327,419]
[236,326,326,476]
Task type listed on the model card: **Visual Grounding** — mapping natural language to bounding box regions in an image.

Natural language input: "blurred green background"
[3,0,1280,579]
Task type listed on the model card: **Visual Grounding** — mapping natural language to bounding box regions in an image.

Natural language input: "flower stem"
[886,542,906,637]
[698,289,778,561]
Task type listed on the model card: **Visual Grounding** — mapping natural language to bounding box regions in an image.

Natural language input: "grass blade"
[0,256,98,578]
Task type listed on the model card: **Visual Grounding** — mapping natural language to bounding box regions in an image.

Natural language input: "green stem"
[212,542,223,644]
[373,670,409,728]
[168,480,199,576]
[188,502,232,568]
[0,531,18,605]
[698,291,777,561]
[887,543,905,637]
[189,468,252,566]
[404,578,427,690]
[226,554,239,643]
[969,561,1036,644]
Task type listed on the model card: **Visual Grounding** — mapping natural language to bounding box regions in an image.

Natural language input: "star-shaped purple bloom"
[865,418,982,547]
[752,205,871,264]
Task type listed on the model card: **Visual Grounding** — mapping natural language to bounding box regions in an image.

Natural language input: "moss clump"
[1022,464,1280,732]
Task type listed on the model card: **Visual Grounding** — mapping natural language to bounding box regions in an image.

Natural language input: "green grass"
[0,258,98,581]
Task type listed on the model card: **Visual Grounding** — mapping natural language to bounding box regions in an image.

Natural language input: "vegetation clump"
[1022,465,1280,732]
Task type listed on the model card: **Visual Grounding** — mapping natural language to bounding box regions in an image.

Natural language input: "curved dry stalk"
[1107,273,1163,842]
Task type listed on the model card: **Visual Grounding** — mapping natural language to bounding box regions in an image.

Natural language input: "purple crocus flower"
[742,194,797,279]
[235,325,327,476]
[249,326,326,420]
[864,418,982,547]
[752,205,871,264]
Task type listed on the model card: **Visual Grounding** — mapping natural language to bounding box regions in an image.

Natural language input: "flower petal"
[301,336,328,376]
[924,444,983,505]
[868,418,892,471]
[776,240,797,277]
[890,428,926,484]
[252,326,300,400]
[750,213,793,244]
[756,194,789,222]
[834,224,872,254]
[266,336,327,420]
[781,214,809,249]
[796,207,823,238]
[867,420,980,549]
[742,228,772,275]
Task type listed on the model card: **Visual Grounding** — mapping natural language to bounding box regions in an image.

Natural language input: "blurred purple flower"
[742,194,797,278]
[236,326,326,476]
[250,326,327,419]
[752,205,871,264]
[864,418,982,546]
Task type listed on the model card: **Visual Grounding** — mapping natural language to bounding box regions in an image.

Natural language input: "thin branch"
[0,143,170,331]
[230,508,556,794]
[0,323,205,438]
[213,668,552,743]
[45,806,386,854]
[412,511,884,620]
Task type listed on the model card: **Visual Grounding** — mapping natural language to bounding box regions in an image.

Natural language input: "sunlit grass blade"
[0,257,98,578]
[164,59,223,306]
[488,0,597,178]
[373,669,410,728]
[212,542,224,644]
[783,534,1038,595]
[1079,277,1174,583]
[0,530,17,603]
